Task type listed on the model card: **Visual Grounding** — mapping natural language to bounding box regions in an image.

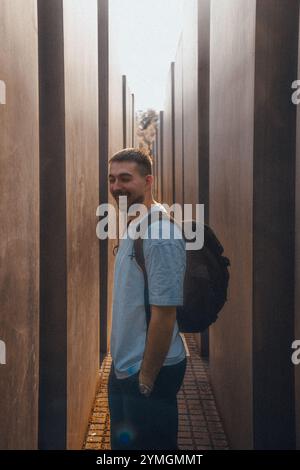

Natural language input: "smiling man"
[107,147,187,450]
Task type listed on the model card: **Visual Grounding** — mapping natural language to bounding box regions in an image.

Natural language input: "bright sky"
[109,0,186,112]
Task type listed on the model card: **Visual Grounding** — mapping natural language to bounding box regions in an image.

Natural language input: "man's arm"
[139,305,177,390]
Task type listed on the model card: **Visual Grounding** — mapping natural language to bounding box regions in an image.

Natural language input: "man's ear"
[145,175,153,186]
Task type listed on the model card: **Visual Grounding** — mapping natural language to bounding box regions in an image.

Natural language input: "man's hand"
[139,305,177,391]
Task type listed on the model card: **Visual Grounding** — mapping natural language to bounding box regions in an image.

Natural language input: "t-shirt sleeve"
[143,239,186,306]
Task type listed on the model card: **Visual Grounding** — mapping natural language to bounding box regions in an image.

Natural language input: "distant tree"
[136,108,159,154]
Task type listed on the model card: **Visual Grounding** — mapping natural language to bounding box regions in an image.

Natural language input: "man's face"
[109,161,150,210]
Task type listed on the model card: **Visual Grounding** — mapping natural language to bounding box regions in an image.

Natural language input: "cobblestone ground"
[84,334,229,450]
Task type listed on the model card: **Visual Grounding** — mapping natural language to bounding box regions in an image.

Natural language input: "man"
[108,147,187,450]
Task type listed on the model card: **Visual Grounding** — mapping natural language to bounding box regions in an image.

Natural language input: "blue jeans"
[108,358,187,450]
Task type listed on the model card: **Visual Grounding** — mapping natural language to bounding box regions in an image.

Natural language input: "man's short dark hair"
[109,148,153,176]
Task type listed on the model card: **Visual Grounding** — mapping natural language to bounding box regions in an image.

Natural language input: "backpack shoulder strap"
[133,212,152,330]
[133,210,176,330]
[134,236,151,329]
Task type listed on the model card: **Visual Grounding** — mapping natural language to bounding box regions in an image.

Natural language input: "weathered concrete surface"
[0,0,40,450]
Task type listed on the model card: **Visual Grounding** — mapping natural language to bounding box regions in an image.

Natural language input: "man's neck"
[126,197,157,224]
[144,197,157,211]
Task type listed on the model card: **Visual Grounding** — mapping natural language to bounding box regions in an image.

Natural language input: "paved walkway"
[84,334,229,450]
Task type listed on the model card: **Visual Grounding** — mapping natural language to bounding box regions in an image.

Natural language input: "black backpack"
[133,214,230,333]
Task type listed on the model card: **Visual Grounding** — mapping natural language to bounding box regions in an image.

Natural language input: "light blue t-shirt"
[110,203,186,379]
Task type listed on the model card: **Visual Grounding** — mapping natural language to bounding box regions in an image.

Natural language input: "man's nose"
[110,180,121,193]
